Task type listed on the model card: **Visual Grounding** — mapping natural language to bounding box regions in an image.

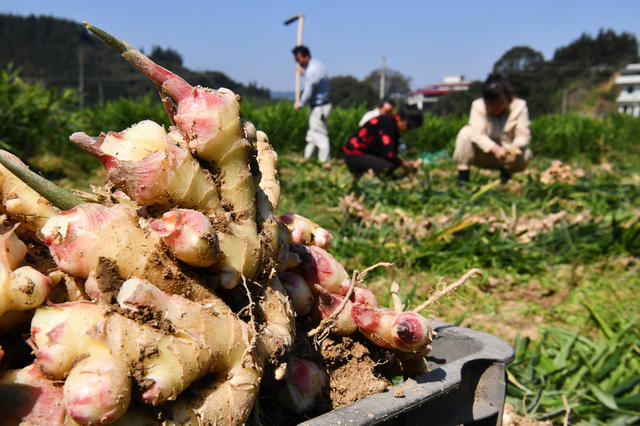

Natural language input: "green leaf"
[616,392,640,410]
[611,375,640,396]
[588,383,619,410]
[562,365,588,392]
[607,415,640,426]
[594,345,625,382]
[583,302,614,339]
[391,376,404,386]
[554,331,577,370]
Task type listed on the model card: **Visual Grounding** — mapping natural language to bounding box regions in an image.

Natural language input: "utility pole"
[98,81,104,107]
[284,14,305,105]
[380,56,386,100]
[78,48,84,110]
[562,89,568,114]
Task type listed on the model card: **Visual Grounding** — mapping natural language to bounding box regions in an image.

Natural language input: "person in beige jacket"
[453,74,533,186]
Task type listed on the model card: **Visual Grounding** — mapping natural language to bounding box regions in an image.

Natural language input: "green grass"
[277,153,639,424]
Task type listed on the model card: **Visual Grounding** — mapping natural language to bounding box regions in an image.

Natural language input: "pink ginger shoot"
[351,305,432,354]
[293,245,351,296]
[280,213,332,249]
[147,209,219,267]
[278,271,314,317]
[277,356,327,414]
[84,23,242,166]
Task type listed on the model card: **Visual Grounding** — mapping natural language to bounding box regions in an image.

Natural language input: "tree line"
[2,14,638,116]
[435,29,639,117]
[0,14,270,105]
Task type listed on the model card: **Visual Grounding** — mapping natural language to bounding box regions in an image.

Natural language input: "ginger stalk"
[0,151,59,234]
[256,276,296,363]
[255,130,280,210]
[85,23,260,289]
[255,129,290,274]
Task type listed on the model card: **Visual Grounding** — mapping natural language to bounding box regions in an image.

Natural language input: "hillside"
[0,14,270,104]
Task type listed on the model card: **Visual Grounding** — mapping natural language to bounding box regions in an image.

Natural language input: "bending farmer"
[453,73,533,185]
[342,106,422,177]
[292,45,332,162]
[359,98,395,127]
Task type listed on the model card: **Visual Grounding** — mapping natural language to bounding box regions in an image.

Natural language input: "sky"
[2,1,639,93]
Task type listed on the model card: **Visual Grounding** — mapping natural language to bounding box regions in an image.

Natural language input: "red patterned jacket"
[342,114,400,166]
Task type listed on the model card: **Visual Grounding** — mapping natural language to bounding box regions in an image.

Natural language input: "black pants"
[345,154,397,177]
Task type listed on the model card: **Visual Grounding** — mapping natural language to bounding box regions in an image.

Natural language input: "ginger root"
[0,22,483,426]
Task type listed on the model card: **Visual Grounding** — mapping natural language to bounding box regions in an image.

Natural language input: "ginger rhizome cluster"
[0,23,480,425]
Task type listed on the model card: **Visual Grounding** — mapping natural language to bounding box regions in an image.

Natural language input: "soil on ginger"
[319,334,392,408]
[258,332,411,425]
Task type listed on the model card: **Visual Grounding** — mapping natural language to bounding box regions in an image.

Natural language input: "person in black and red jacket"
[342,106,422,177]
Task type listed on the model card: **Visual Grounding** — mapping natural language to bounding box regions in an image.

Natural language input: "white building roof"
[615,75,640,84]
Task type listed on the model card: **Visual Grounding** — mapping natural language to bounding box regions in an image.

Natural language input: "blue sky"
[3,1,639,92]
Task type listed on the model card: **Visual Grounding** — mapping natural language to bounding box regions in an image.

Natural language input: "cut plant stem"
[0,152,82,210]
[390,281,404,313]
[412,268,482,313]
[307,262,392,338]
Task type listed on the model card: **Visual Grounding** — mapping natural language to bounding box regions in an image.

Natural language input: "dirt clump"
[319,334,392,408]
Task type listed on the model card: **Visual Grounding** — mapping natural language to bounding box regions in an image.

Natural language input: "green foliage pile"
[508,314,640,424]
[243,102,640,167]
[3,67,640,181]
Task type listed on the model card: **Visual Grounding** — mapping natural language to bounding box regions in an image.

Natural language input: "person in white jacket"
[453,74,533,186]
[358,98,395,127]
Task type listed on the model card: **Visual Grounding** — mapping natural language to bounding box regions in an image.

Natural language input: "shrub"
[0,67,81,159]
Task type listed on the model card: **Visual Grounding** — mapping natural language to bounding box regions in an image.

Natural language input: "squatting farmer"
[454,73,533,186]
[342,106,422,178]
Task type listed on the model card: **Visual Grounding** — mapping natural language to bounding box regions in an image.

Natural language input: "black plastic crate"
[302,321,514,426]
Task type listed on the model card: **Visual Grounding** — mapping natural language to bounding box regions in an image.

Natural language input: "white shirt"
[358,108,380,127]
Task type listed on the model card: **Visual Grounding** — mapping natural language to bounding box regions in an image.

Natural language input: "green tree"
[0,14,271,104]
[329,75,377,108]
[433,82,482,116]
[492,46,549,115]
[553,29,639,75]
[363,68,411,101]
[149,46,183,69]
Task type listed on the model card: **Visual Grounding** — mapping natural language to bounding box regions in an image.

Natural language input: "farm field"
[275,152,640,424]
[2,69,639,422]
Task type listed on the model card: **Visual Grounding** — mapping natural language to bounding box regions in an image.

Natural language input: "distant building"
[615,64,640,117]
[407,75,474,110]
